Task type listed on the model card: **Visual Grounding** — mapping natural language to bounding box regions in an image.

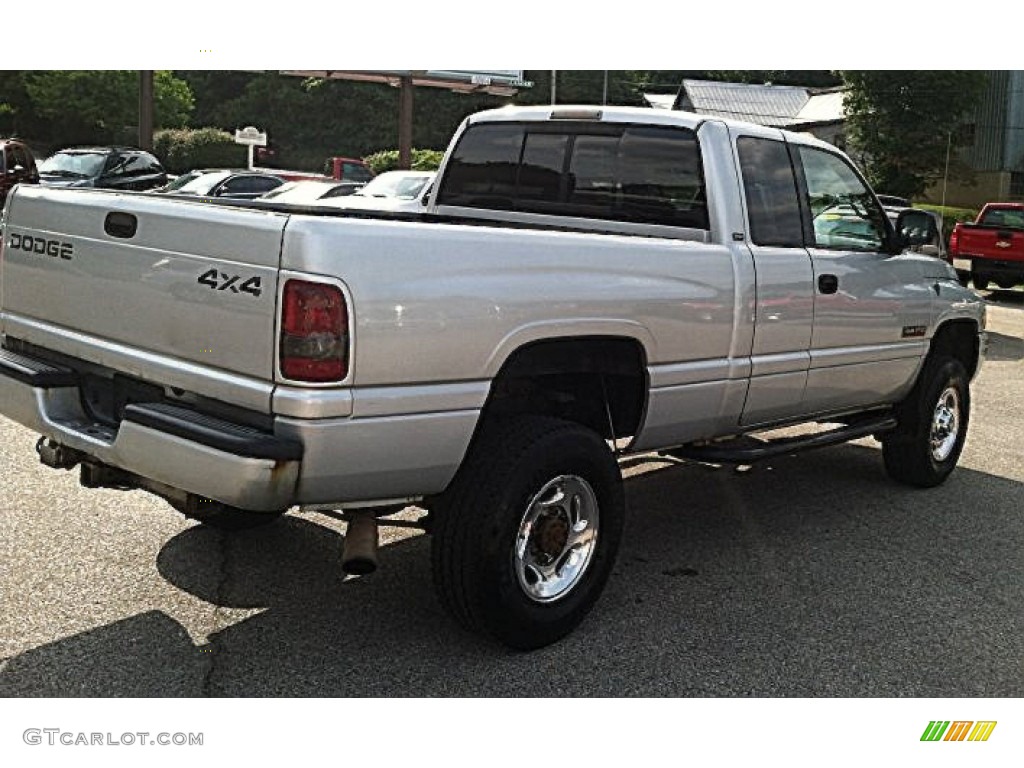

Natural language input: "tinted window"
[439,122,707,229]
[14,145,33,171]
[220,175,282,195]
[799,146,888,252]
[516,132,569,212]
[438,123,523,208]
[343,163,374,182]
[978,206,1024,230]
[106,152,163,178]
[737,137,804,248]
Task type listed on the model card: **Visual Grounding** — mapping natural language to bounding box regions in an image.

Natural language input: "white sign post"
[234,126,268,170]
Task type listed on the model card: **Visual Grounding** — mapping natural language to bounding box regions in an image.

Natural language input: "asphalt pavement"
[1,292,1022,697]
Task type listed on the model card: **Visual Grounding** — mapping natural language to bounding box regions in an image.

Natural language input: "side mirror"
[895,209,938,249]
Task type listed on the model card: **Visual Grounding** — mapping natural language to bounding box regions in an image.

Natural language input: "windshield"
[356,172,432,200]
[39,151,107,178]
[260,181,340,203]
[164,171,229,195]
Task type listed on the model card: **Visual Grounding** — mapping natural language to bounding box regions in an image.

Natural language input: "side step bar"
[0,346,78,388]
[666,414,897,464]
[123,402,303,461]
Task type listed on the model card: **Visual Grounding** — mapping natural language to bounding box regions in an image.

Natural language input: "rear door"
[2,186,286,400]
[731,129,816,426]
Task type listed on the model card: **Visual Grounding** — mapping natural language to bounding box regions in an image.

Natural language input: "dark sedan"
[155,169,285,200]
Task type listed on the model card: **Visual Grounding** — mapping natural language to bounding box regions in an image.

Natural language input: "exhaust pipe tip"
[341,510,379,576]
[341,556,378,576]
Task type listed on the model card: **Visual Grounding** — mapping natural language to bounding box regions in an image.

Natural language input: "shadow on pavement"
[985,290,1024,309]
[984,331,1024,362]
[3,444,1022,697]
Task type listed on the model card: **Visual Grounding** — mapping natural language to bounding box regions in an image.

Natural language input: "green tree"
[22,71,193,146]
[839,71,988,199]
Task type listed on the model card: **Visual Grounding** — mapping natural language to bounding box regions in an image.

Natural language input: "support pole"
[398,76,414,171]
[138,70,154,150]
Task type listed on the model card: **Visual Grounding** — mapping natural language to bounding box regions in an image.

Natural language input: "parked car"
[321,170,434,212]
[257,179,363,204]
[876,194,911,208]
[38,147,167,191]
[948,202,1024,290]
[324,156,375,183]
[155,169,285,200]
[0,138,40,206]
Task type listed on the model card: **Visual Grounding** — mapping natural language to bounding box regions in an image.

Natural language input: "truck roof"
[467,105,835,150]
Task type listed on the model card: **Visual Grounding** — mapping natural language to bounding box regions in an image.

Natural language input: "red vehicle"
[324,156,375,183]
[0,138,40,206]
[948,202,1024,290]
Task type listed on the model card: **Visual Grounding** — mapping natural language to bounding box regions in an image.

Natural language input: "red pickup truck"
[948,202,1024,290]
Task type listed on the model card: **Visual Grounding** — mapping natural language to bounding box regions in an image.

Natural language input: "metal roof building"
[672,79,846,130]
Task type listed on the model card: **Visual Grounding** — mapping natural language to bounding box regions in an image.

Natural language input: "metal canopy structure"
[280,70,532,169]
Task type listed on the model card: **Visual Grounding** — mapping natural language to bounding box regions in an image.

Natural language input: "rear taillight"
[948,227,959,256]
[280,279,349,383]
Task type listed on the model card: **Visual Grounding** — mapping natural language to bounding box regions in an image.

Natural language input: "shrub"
[913,203,979,245]
[153,127,247,174]
[363,148,444,174]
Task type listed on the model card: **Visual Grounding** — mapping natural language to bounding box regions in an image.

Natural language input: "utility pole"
[550,70,557,105]
[398,76,414,170]
[941,130,952,209]
[602,71,608,105]
[138,70,154,150]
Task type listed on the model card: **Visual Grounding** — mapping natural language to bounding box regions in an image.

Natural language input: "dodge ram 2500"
[0,106,986,649]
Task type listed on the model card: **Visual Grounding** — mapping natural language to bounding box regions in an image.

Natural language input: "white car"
[318,170,434,212]
[257,179,363,204]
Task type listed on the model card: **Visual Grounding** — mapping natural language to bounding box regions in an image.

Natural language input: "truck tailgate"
[957,225,1024,262]
[2,187,285,396]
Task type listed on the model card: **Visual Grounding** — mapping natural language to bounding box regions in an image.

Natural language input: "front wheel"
[431,416,624,650]
[882,356,970,488]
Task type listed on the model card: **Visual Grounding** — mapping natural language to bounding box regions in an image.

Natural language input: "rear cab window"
[437,120,708,233]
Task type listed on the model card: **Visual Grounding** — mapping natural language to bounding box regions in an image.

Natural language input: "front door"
[795,145,932,415]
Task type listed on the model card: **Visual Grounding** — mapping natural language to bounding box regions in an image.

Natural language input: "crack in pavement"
[200,529,231,697]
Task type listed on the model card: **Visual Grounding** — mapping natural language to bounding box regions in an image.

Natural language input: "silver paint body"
[0,106,986,509]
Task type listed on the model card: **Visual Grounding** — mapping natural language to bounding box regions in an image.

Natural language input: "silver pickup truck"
[0,106,986,649]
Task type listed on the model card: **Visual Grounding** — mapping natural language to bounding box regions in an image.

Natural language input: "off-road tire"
[431,415,624,650]
[882,356,970,488]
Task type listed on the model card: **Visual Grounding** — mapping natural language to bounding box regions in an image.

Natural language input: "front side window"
[737,137,804,248]
[799,146,888,252]
[438,121,707,230]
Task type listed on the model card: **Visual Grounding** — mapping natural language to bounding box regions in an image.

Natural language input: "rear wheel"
[431,416,624,650]
[882,356,969,488]
[972,274,990,291]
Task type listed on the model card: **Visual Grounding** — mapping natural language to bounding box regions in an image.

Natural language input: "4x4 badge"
[197,269,262,297]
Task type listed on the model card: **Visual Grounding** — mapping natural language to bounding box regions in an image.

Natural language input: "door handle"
[818,274,839,294]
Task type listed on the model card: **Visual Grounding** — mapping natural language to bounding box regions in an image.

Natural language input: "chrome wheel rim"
[930,386,961,462]
[513,475,600,603]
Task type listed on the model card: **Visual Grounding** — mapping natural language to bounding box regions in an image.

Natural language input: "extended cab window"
[798,146,888,252]
[737,137,803,248]
[438,121,708,230]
